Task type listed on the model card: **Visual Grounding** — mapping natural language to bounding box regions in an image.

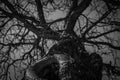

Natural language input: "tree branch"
[101,21,120,26]
[47,17,67,26]
[85,40,120,50]
[35,0,49,29]
[103,63,120,76]
[102,0,120,9]
[19,14,40,25]
[82,9,113,38]
[66,0,92,35]
[1,0,18,13]
[0,42,34,47]
[87,28,120,39]
[0,7,60,40]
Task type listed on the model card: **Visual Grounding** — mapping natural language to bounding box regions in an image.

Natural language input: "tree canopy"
[0,0,120,80]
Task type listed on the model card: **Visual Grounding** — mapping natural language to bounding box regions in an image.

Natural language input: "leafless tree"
[0,0,120,80]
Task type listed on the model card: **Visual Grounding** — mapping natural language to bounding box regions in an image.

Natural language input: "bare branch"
[0,7,60,40]
[85,40,120,50]
[0,42,34,47]
[103,63,120,76]
[82,9,113,38]
[101,21,120,26]
[35,0,49,29]
[48,17,67,26]
[1,0,18,13]
[87,28,120,39]
[0,18,12,30]
[66,0,92,35]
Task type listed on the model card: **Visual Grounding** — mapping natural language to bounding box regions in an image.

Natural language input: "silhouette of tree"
[0,0,120,80]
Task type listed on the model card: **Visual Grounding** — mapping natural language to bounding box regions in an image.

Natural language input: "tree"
[0,0,120,80]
